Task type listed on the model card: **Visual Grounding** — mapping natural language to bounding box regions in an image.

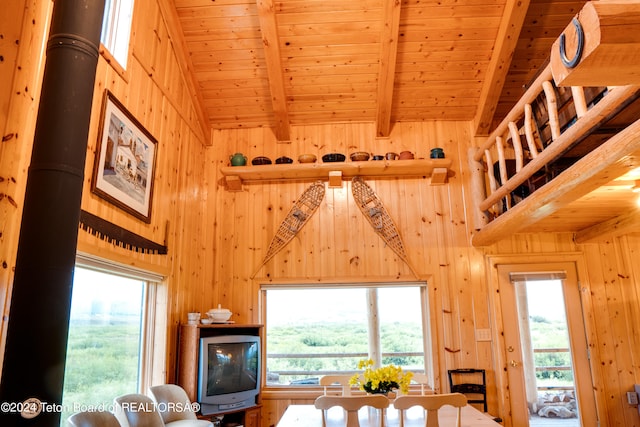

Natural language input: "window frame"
[100,0,134,71]
[259,281,434,392]
[63,254,165,411]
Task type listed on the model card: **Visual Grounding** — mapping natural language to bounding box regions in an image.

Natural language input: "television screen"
[198,335,260,414]
[204,341,259,395]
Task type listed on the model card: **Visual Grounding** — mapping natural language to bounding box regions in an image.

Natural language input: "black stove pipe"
[0,0,104,425]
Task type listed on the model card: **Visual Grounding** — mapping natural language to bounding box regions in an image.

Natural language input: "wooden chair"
[447,369,502,422]
[67,410,121,427]
[320,375,356,396]
[314,394,390,427]
[394,393,467,427]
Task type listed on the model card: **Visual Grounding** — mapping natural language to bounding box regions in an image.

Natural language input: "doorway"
[497,262,597,427]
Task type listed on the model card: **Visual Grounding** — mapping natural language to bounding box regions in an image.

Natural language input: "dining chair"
[394,393,467,427]
[314,394,390,427]
[114,393,165,427]
[320,375,356,396]
[149,384,213,427]
[447,369,502,422]
[67,410,121,427]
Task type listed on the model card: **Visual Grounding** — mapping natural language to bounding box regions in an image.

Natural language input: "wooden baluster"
[484,149,499,216]
[542,81,561,142]
[495,136,511,210]
[523,104,539,158]
[571,86,588,118]
[508,121,524,172]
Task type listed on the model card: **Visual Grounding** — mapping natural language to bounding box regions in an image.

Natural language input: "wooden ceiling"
[172,0,586,141]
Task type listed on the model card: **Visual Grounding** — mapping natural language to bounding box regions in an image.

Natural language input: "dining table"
[276,402,502,427]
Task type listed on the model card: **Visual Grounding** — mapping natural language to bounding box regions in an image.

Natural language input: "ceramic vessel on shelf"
[322,153,346,163]
[298,154,317,163]
[399,150,414,160]
[275,156,293,164]
[230,153,247,166]
[430,147,445,158]
[372,155,384,161]
[207,304,232,322]
[385,152,399,160]
[251,156,272,165]
[350,152,370,161]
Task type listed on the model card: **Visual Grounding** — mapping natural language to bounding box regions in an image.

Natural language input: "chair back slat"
[394,393,467,427]
[314,394,389,427]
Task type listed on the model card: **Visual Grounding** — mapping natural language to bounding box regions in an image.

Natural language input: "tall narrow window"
[101,0,134,68]
[60,261,156,425]
[262,283,430,387]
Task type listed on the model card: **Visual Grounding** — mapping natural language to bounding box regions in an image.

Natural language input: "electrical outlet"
[627,391,638,405]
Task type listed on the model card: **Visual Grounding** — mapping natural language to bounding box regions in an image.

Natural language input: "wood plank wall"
[204,121,500,425]
[0,0,208,385]
[205,123,640,427]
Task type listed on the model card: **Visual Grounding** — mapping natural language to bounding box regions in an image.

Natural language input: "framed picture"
[92,90,158,223]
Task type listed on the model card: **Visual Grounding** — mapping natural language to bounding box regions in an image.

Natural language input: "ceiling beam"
[575,210,640,244]
[375,0,402,138]
[256,0,291,143]
[473,0,530,137]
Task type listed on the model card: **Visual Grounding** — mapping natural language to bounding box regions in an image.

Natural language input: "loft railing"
[471,63,639,227]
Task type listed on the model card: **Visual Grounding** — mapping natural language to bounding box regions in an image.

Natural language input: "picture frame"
[91,90,158,223]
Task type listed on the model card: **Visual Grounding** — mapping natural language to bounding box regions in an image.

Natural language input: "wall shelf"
[220,158,453,190]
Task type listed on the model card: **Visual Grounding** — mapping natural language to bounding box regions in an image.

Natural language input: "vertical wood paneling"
[0,0,52,373]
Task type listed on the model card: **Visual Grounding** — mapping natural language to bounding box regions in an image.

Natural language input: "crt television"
[197,334,261,415]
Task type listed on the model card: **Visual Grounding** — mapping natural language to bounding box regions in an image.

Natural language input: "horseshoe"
[559,17,584,69]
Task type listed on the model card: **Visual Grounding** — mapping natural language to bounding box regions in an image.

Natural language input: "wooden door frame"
[486,254,600,427]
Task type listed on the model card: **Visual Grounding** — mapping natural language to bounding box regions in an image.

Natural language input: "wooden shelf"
[220,158,452,190]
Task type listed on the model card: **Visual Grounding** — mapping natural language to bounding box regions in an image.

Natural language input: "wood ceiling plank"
[473,0,531,136]
[276,10,382,25]
[275,0,381,14]
[256,0,291,142]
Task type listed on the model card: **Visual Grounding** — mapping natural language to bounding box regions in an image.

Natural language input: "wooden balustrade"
[472,61,640,228]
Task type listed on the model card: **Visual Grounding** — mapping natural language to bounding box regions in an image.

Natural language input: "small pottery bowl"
[252,156,272,165]
[275,156,293,164]
[200,318,213,325]
[399,150,415,160]
[298,154,317,163]
[385,152,399,160]
[322,153,346,163]
[350,152,370,162]
[372,155,384,161]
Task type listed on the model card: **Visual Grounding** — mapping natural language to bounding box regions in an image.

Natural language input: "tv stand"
[176,323,263,427]
[198,405,261,427]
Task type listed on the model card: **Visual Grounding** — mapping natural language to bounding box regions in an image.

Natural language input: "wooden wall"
[204,121,499,424]
[0,0,209,384]
[204,123,640,427]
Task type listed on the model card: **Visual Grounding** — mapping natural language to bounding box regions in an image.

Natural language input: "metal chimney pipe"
[0,0,104,425]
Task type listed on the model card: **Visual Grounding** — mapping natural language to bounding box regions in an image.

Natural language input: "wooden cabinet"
[220,158,452,190]
[177,323,263,422]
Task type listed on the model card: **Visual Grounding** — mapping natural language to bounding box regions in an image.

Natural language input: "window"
[101,0,134,68]
[60,257,162,425]
[262,283,431,387]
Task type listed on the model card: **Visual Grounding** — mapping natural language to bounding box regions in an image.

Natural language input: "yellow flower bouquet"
[349,359,413,395]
